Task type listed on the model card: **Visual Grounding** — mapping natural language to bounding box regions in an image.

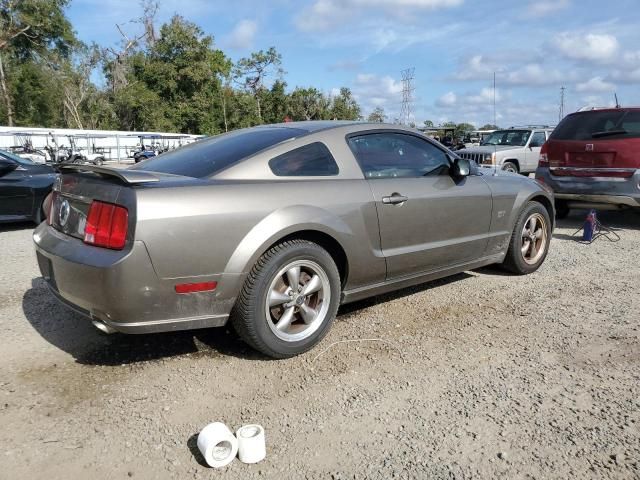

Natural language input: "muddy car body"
[34,122,554,357]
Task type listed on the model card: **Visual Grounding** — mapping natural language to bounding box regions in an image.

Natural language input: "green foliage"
[367,107,386,123]
[0,3,364,133]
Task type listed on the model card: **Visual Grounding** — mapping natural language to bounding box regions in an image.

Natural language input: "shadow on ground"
[0,221,35,233]
[554,209,639,242]
[23,272,472,366]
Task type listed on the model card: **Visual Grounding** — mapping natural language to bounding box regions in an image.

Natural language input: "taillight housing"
[83,201,129,250]
[538,142,549,167]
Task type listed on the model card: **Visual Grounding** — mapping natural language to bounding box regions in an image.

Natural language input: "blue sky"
[68,0,640,128]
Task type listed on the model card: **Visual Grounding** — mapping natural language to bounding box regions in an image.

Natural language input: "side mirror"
[451,157,470,178]
[0,158,18,177]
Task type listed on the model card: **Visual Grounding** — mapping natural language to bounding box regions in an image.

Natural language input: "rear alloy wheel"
[502,201,551,274]
[232,240,340,358]
[502,161,519,173]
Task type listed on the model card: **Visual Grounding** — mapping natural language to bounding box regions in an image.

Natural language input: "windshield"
[131,127,306,178]
[0,149,35,165]
[481,130,531,146]
[551,110,640,141]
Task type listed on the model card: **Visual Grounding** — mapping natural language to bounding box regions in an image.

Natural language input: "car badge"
[586,144,594,151]
[59,199,71,227]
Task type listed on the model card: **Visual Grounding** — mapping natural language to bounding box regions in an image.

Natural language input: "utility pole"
[559,86,566,122]
[400,68,415,126]
[493,72,496,127]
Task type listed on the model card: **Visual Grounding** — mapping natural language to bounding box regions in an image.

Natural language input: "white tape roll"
[197,422,239,468]
[236,424,266,464]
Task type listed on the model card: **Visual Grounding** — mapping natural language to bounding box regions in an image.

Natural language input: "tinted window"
[348,132,450,178]
[551,110,640,141]
[529,131,546,147]
[131,127,306,178]
[269,142,339,176]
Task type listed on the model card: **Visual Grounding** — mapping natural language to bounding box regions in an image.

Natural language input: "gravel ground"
[1,210,638,479]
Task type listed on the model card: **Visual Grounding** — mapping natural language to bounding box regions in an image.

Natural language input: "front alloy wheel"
[502,201,551,274]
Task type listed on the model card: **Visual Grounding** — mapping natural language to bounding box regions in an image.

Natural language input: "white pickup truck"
[457,127,554,174]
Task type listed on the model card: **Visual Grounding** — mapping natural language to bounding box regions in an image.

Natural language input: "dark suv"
[536,108,640,218]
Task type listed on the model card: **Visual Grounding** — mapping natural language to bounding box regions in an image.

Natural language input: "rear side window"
[269,142,339,176]
[131,127,306,178]
[551,110,640,141]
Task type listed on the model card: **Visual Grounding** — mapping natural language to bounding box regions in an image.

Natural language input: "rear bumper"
[535,167,640,208]
[33,223,242,334]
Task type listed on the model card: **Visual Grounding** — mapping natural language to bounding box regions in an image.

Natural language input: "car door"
[525,131,546,172]
[0,155,32,217]
[347,131,493,280]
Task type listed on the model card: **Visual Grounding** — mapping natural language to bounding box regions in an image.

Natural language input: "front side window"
[269,142,339,176]
[529,131,546,147]
[348,132,450,178]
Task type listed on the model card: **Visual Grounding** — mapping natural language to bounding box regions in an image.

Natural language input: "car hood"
[459,145,519,154]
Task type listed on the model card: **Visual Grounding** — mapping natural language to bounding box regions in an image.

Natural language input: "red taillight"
[83,201,128,249]
[538,142,549,167]
[174,281,218,294]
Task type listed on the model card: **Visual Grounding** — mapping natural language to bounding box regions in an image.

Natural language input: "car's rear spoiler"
[57,164,160,184]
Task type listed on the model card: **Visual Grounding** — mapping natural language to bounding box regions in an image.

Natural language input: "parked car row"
[4,113,637,358]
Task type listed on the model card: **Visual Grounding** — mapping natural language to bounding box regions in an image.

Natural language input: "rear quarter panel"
[134,179,386,291]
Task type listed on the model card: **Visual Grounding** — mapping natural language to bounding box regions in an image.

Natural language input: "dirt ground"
[1,210,638,479]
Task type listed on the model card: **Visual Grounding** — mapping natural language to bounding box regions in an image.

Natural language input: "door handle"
[382,193,408,205]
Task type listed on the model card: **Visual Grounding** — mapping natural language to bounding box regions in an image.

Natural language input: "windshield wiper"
[592,129,627,138]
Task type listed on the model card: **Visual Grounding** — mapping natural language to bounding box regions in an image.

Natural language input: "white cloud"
[526,0,570,18]
[576,76,615,93]
[295,0,463,32]
[503,63,568,86]
[352,73,404,118]
[225,19,258,49]
[553,33,619,63]
[436,91,457,107]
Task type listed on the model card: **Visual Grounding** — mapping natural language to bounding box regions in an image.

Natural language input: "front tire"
[231,240,341,358]
[502,161,519,173]
[502,201,551,274]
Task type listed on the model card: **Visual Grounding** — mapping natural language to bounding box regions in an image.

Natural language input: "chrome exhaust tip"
[92,319,117,334]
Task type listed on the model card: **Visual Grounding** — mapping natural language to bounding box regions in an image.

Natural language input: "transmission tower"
[400,68,415,125]
[559,86,566,122]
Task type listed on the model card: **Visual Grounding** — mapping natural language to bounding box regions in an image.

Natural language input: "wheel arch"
[502,158,520,171]
[529,194,555,229]
[223,205,353,286]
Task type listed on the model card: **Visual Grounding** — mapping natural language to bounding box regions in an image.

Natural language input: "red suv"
[535,107,640,218]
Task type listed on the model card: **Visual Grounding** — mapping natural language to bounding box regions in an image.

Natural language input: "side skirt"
[340,253,505,304]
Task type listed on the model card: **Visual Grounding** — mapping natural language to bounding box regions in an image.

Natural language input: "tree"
[234,47,283,122]
[480,123,499,130]
[423,119,434,127]
[289,87,329,121]
[330,87,360,120]
[367,107,386,123]
[0,0,75,125]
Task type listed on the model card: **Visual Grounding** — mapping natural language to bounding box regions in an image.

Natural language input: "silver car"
[34,122,554,358]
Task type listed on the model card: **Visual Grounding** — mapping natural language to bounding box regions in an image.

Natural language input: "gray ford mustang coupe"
[34,121,554,358]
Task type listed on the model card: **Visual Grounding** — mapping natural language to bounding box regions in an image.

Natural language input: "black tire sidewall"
[502,161,518,173]
[506,202,552,274]
[242,242,340,357]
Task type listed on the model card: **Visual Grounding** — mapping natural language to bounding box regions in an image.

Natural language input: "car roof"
[252,120,418,134]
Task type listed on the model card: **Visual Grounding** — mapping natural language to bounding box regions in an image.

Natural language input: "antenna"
[400,68,415,126]
[614,92,620,108]
[559,86,566,122]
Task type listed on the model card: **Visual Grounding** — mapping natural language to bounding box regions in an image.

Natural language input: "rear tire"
[502,201,551,275]
[231,240,341,359]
